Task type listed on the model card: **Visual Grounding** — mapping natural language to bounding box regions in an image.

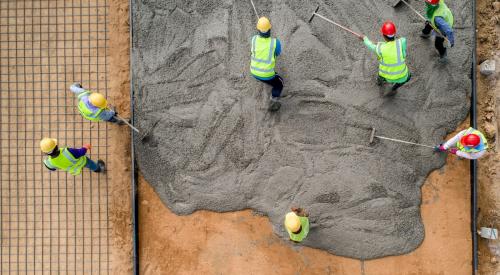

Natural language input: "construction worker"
[284,207,309,243]
[250,17,283,112]
[361,21,411,96]
[421,0,454,60]
[70,83,123,124]
[40,138,105,175]
[435,127,488,159]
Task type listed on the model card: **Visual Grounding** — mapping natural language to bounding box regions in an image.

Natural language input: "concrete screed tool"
[114,114,140,133]
[369,127,435,149]
[309,6,363,39]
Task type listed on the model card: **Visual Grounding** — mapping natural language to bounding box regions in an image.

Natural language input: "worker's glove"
[83,144,92,151]
[449,148,458,155]
[359,35,365,41]
[434,144,446,152]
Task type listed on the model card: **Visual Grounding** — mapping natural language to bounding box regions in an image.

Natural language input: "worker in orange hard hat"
[70,83,124,124]
[421,0,454,60]
[360,21,411,96]
[250,16,283,112]
[284,207,309,242]
[435,127,488,159]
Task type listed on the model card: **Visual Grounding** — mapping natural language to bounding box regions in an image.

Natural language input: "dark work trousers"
[257,74,284,98]
[378,72,412,94]
[422,23,446,57]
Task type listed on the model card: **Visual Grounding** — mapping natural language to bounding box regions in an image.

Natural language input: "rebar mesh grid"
[0,0,110,273]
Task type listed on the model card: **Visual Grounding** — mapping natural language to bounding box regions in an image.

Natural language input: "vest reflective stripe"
[44,148,87,176]
[286,216,310,242]
[250,35,277,78]
[376,39,409,80]
[77,91,104,121]
[456,128,488,153]
[431,0,454,29]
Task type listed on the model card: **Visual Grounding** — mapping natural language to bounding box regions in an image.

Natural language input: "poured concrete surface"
[132,0,472,259]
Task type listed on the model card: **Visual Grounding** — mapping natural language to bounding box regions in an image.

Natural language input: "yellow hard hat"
[40,138,58,153]
[89,92,107,109]
[257,17,271,33]
[285,212,301,233]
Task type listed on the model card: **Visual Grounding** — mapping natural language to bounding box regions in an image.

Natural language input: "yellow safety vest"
[43,147,87,176]
[286,216,310,242]
[456,127,488,153]
[77,91,104,122]
[376,38,409,82]
[431,0,454,30]
[250,35,277,79]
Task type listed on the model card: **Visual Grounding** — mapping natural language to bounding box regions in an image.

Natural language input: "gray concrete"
[131,0,473,259]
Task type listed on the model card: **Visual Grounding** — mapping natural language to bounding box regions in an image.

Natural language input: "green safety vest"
[376,38,409,82]
[286,216,310,242]
[43,147,87,176]
[250,35,277,79]
[456,127,488,153]
[77,91,104,122]
[430,0,454,30]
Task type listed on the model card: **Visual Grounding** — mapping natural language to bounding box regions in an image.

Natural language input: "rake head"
[308,5,320,23]
[369,127,376,144]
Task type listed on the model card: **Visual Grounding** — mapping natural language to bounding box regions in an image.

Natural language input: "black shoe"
[95,160,106,173]
[420,33,430,39]
[439,49,448,62]
[269,98,281,112]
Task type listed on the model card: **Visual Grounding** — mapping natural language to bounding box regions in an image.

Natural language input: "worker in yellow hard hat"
[70,83,124,124]
[284,207,309,242]
[250,17,283,112]
[40,138,105,176]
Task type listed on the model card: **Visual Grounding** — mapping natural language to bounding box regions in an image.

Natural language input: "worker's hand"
[449,148,458,155]
[83,143,92,150]
[359,35,365,41]
[434,144,446,152]
[425,20,430,26]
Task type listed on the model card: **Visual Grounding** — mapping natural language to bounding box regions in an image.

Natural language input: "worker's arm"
[275,39,281,57]
[443,129,466,150]
[362,37,377,53]
[455,149,486,160]
[98,109,116,121]
[434,17,454,47]
[67,147,88,158]
[70,84,86,95]
[401,37,407,59]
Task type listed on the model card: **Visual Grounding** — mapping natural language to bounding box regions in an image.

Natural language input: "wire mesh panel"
[0,0,110,273]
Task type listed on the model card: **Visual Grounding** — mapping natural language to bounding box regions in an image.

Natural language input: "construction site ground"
[1,0,498,274]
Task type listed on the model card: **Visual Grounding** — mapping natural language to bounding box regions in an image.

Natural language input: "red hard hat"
[425,0,440,5]
[381,21,396,37]
[460,134,481,147]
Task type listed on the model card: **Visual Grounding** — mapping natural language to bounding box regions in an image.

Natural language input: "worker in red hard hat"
[360,21,411,96]
[435,127,488,159]
[421,0,454,60]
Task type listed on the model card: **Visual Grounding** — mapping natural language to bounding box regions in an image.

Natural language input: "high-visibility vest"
[250,35,277,79]
[430,0,454,30]
[456,127,488,153]
[43,147,87,176]
[286,216,310,242]
[376,38,409,81]
[77,91,104,122]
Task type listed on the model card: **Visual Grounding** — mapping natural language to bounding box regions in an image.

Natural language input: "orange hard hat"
[425,0,440,5]
[460,134,481,147]
[381,21,396,37]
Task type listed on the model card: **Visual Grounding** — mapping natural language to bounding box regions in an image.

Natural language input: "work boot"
[95,160,106,173]
[438,50,448,63]
[376,76,385,86]
[268,97,281,112]
[420,32,431,39]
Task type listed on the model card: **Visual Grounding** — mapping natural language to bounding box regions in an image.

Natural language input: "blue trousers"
[85,157,100,172]
[257,74,284,98]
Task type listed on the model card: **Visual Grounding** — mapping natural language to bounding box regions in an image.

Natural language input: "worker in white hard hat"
[70,83,123,124]
[250,17,283,112]
[40,138,105,176]
[284,207,309,242]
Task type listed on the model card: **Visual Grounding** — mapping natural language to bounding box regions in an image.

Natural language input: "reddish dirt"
[108,0,133,273]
